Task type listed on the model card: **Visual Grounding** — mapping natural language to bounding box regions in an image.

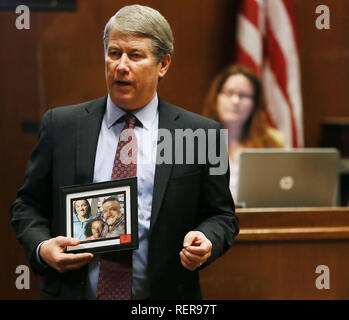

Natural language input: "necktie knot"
[124,113,138,128]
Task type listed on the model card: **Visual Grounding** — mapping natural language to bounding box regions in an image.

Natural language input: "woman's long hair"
[202,64,276,145]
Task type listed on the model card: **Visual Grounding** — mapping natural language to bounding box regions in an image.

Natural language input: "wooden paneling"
[0,7,43,300]
[294,0,349,147]
[200,207,349,299]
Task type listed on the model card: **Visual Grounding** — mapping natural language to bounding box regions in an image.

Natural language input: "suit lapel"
[150,100,183,232]
[75,96,107,185]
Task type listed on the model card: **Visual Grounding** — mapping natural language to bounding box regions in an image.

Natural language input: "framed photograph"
[60,178,138,254]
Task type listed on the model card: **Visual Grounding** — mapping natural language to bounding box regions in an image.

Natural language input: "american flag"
[235,0,303,147]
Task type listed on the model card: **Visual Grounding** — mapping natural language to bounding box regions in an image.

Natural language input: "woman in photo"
[73,199,93,240]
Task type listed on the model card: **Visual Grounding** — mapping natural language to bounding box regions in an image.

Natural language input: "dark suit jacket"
[10,96,238,300]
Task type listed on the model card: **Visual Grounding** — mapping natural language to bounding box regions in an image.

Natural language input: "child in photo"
[84,218,105,241]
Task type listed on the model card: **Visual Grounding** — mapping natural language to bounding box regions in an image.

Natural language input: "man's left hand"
[180,231,212,271]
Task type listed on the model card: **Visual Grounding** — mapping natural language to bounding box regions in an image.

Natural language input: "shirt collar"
[106,94,158,131]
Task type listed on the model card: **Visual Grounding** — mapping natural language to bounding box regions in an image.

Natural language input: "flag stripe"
[267,0,303,145]
[240,0,260,29]
[263,64,293,144]
[235,0,303,147]
[280,0,300,50]
[264,18,299,146]
[264,19,289,102]
[237,14,263,67]
[236,46,260,77]
[266,61,299,146]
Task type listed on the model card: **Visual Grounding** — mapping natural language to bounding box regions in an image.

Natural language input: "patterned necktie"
[97,113,138,300]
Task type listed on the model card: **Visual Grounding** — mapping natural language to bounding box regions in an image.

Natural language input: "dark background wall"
[0,0,348,299]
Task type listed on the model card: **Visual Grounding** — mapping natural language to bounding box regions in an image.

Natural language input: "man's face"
[105,28,171,110]
[102,200,121,227]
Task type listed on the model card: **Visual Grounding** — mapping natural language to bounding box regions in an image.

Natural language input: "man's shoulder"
[159,100,221,130]
[47,96,107,118]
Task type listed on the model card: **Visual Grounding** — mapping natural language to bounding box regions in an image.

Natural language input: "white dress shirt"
[86,94,158,299]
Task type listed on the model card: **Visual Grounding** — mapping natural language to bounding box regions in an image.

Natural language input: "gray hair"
[103,5,174,61]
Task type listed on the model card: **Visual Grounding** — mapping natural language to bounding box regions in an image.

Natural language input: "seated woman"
[202,64,286,199]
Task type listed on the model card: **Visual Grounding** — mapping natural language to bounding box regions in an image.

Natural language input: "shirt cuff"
[36,240,48,266]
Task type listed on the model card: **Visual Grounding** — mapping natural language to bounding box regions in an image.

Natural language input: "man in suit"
[10,5,238,299]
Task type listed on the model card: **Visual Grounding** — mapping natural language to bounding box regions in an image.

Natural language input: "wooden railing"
[200,207,349,299]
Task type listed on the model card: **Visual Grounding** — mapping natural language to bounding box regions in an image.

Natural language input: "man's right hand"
[39,236,94,273]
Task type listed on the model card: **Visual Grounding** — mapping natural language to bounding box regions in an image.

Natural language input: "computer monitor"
[236,148,339,208]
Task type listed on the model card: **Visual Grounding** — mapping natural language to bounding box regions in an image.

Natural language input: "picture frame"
[60,178,138,254]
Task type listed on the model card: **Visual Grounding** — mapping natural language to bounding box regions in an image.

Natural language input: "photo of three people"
[72,194,126,242]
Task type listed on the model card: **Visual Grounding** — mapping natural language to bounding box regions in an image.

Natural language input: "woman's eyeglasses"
[220,90,253,102]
